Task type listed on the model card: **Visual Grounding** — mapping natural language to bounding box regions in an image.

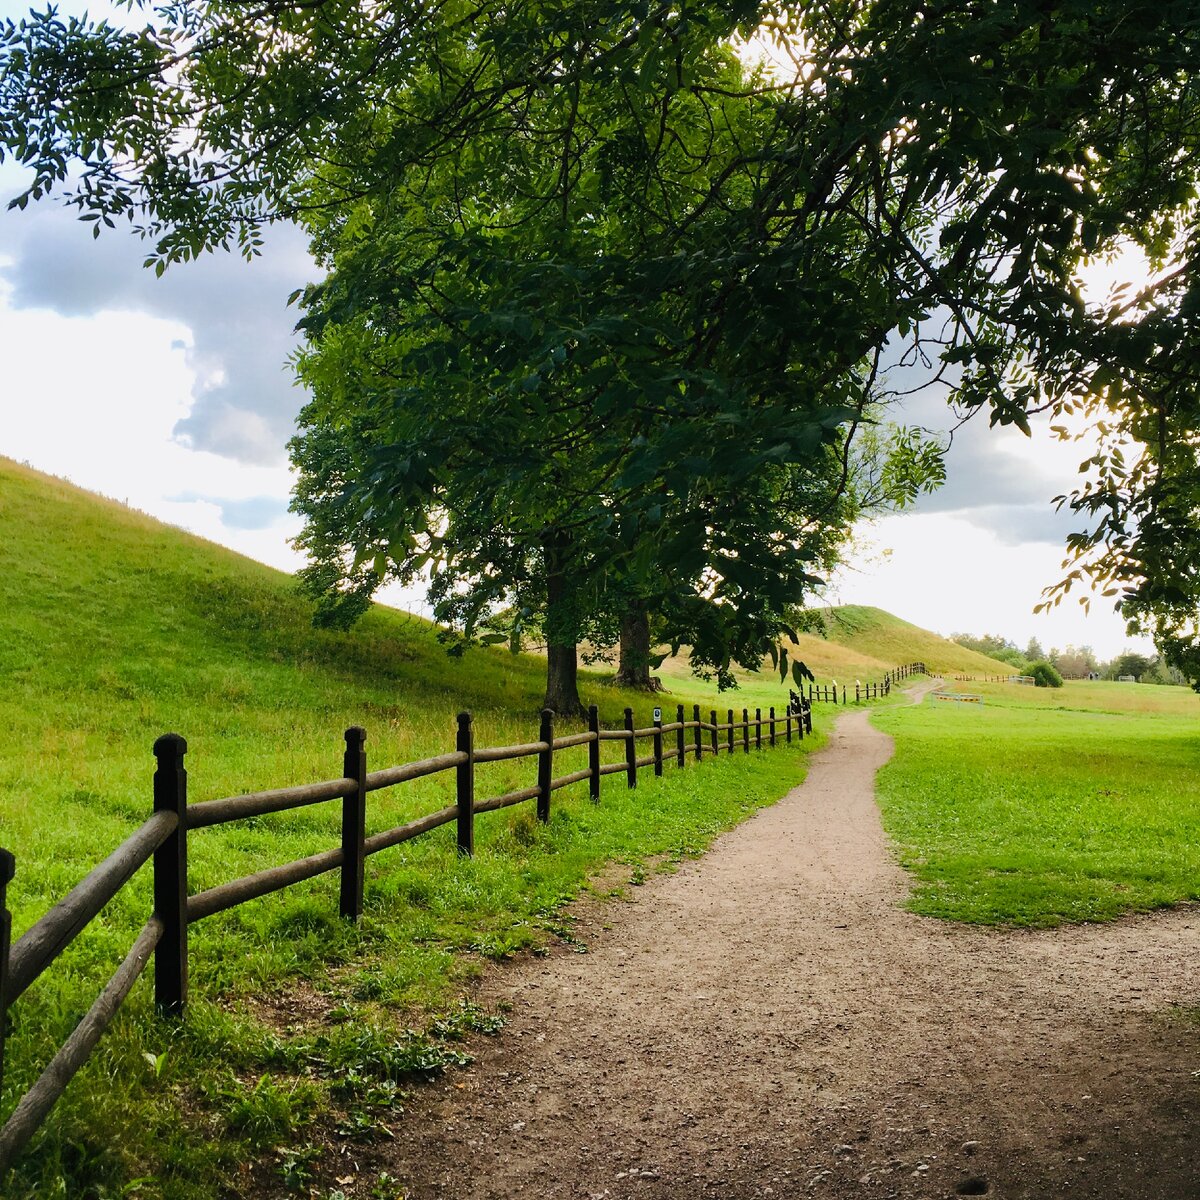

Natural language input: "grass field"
[0,458,818,1199]
[873,679,1200,926]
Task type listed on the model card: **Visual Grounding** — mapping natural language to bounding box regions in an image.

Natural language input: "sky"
[0,20,1156,662]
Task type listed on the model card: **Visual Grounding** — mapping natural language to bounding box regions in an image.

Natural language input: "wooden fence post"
[152,733,188,1018]
[710,710,719,757]
[653,710,664,777]
[727,708,735,754]
[786,706,792,743]
[340,726,367,920]
[624,708,637,787]
[676,704,686,767]
[692,705,702,761]
[538,709,554,822]
[755,707,762,750]
[588,705,601,802]
[456,713,475,856]
[742,709,750,753]
[769,706,776,747]
[0,848,12,1095]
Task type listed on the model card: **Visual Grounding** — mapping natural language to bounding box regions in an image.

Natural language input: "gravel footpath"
[362,684,1200,1199]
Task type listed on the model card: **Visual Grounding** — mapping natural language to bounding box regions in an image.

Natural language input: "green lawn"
[872,679,1200,926]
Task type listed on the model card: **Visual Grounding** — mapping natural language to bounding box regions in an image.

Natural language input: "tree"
[1028,660,1064,688]
[1109,651,1154,680]
[283,22,947,712]
[950,632,1018,658]
[4,0,1198,684]
[1052,644,1098,680]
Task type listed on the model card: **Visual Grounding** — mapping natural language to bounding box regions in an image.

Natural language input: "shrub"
[1028,660,1064,688]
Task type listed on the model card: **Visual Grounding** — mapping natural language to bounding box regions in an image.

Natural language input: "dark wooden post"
[856,682,861,703]
[786,706,792,743]
[742,708,750,753]
[340,726,368,920]
[624,708,637,788]
[653,709,664,777]
[808,683,813,701]
[727,709,735,754]
[676,704,686,767]
[755,707,762,750]
[153,733,188,1018]
[710,710,719,757]
[692,705,702,760]
[769,706,776,747]
[456,713,475,856]
[0,848,12,1094]
[538,709,554,822]
[588,705,601,802]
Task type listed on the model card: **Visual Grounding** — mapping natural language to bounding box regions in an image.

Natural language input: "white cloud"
[829,512,1155,660]
[0,277,304,570]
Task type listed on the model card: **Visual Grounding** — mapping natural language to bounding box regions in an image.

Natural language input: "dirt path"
[366,685,1200,1199]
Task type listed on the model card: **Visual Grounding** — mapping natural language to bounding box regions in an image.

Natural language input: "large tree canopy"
[3,0,1198,684]
[287,36,941,710]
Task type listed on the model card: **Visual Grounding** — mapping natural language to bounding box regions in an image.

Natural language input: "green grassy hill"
[789,604,1016,679]
[0,458,999,902]
[658,603,1014,693]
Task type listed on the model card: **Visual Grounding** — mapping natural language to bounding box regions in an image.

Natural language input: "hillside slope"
[0,456,819,1200]
[0,460,1007,828]
[659,603,1015,692]
[789,605,1016,679]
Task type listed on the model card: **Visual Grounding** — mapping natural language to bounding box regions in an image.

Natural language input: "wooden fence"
[805,661,928,705]
[0,699,811,1170]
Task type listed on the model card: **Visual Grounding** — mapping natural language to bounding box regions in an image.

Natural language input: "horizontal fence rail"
[804,661,927,705]
[0,695,813,1171]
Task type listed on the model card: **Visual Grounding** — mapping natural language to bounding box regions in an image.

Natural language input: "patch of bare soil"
[326,683,1200,1199]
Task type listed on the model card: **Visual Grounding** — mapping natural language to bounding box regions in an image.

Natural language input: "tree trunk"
[616,603,660,690]
[543,536,585,717]
[544,641,582,717]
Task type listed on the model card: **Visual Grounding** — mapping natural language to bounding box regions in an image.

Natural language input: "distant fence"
[806,661,928,705]
[0,698,812,1170]
[952,673,1012,683]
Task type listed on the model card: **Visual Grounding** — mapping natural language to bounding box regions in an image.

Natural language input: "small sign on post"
[653,707,662,722]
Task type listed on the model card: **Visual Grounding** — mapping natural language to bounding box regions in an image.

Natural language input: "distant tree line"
[950,633,1192,686]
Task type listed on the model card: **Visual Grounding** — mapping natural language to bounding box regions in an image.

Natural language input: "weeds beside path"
[360,683,1200,1200]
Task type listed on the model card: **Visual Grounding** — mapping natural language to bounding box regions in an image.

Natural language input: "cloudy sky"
[0,40,1154,661]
